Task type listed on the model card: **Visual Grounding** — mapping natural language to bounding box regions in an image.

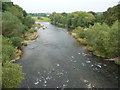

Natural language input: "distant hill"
[96,12,103,15]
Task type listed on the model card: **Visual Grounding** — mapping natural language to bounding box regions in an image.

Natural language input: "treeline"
[1,2,35,88]
[50,4,120,62]
[50,4,119,28]
[50,11,95,28]
[29,13,50,17]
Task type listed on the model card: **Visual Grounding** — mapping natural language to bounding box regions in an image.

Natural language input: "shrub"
[73,26,86,38]
[2,45,15,63]
[23,15,35,29]
[2,11,25,38]
[10,37,22,48]
[2,62,24,88]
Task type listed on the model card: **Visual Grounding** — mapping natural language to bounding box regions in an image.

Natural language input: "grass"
[115,61,120,65]
[32,16,51,22]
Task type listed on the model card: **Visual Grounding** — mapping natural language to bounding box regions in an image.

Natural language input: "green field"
[32,16,51,22]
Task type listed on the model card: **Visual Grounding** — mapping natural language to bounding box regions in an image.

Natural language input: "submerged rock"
[43,84,47,87]
[44,80,47,84]
[84,80,88,83]
[71,56,74,58]
[86,61,91,63]
[56,64,60,67]
[34,81,39,85]
[34,79,39,85]
[97,65,102,68]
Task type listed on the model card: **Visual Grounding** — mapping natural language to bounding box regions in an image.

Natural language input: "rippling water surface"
[17,22,119,88]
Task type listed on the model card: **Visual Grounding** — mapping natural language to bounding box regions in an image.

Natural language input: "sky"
[11,0,119,13]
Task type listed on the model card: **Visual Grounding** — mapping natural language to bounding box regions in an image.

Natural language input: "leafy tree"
[95,14,103,23]
[23,15,35,29]
[50,11,95,28]
[2,11,25,38]
[93,23,110,57]
[85,21,119,58]
[106,21,120,57]
[103,4,120,26]
[7,5,24,20]
[2,2,13,12]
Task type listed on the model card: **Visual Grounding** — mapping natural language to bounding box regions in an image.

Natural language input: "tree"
[106,21,120,57]
[103,4,120,26]
[23,15,35,29]
[2,11,25,38]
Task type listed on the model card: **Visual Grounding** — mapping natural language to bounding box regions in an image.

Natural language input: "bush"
[2,45,15,63]
[2,62,24,88]
[23,15,35,29]
[10,37,22,48]
[29,29,34,33]
[85,21,119,58]
[34,29,37,32]
[2,11,25,38]
[106,21,120,57]
[73,26,86,38]
[2,37,15,63]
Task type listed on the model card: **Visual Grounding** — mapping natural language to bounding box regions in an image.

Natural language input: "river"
[16,22,119,88]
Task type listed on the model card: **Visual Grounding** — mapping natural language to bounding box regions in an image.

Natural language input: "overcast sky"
[11,0,119,13]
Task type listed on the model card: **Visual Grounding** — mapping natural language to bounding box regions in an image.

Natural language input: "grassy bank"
[32,16,51,22]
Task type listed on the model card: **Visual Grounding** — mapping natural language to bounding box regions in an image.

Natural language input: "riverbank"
[70,32,120,64]
[51,22,120,64]
[11,23,43,62]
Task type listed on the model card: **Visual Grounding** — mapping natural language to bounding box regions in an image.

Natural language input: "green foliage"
[29,29,36,33]
[73,20,119,58]
[73,26,86,38]
[1,2,34,88]
[106,21,120,57]
[29,13,50,17]
[50,11,95,28]
[10,37,22,48]
[2,62,24,88]
[23,15,35,29]
[115,61,120,65]
[7,5,24,20]
[2,2,13,12]
[2,37,14,63]
[95,14,103,23]
[85,21,119,58]
[2,45,15,63]
[2,11,25,38]
[103,4,120,26]
[37,17,41,20]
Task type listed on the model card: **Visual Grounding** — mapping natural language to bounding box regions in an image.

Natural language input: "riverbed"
[16,22,119,88]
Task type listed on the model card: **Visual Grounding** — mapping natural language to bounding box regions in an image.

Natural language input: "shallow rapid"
[17,22,119,88]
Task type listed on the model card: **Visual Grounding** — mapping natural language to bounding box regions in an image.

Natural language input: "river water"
[17,22,119,88]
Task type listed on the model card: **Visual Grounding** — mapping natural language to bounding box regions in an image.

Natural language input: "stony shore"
[11,23,42,62]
